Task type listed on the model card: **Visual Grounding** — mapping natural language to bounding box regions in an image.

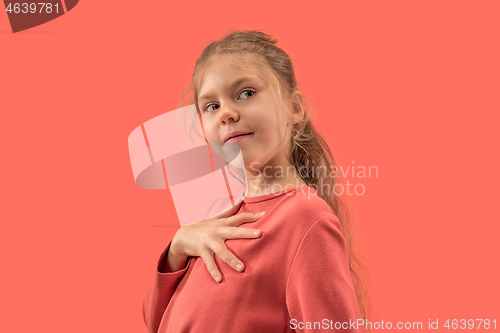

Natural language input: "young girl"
[142,30,371,332]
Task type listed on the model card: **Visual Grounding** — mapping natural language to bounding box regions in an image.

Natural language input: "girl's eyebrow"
[198,76,259,103]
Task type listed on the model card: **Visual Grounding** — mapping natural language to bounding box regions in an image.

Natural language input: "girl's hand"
[169,202,266,283]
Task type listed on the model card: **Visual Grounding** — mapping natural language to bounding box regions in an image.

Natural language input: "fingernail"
[236,264,243,271]
[259,211,266,217]
[254,230,261,235]
[214,275,221,282]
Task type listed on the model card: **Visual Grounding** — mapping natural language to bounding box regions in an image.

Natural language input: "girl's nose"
[218,104,240,124]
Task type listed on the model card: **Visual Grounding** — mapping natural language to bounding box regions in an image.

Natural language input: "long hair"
[179,29,372,325]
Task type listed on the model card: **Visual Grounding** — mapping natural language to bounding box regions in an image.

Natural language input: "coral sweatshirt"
[142,186,365,332]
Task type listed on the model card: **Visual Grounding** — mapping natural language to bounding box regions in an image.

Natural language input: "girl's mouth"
[225,132,254,144]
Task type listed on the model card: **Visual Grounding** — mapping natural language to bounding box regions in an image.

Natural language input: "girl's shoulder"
[282,185,332,209]
[263,187,342,250]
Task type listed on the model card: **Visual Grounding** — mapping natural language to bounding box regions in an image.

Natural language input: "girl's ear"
[291,90,306,122]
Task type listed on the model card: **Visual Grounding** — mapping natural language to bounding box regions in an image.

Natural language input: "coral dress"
[143,186,364,332]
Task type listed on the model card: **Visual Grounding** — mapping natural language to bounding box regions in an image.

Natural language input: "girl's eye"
[205,103,219,112]
[239,90,255,99]
[203,90,256,112]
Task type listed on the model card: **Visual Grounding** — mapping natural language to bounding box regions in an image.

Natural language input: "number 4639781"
[6,3,60,14]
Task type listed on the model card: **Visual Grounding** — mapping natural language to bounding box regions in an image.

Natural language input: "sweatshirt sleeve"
[285,215,365,333]
[142,240,193,333]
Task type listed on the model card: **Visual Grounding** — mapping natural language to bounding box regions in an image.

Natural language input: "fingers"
[217,226,262,240]
[199,248,223,283]
[208,239,246,274]
[199,241,247,283]
[191,207,266,284]
[224,211,266,227]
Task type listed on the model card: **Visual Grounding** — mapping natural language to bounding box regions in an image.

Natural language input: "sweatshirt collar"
[242,186,313,204]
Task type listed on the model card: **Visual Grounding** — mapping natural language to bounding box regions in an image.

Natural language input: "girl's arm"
[160,242,190,273]
[285,215,365,333]
[142,209,262,332]
[142,240,193,333]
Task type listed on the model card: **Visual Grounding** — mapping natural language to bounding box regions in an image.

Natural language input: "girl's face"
[197,57,293,173]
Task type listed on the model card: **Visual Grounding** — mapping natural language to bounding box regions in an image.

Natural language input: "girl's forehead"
[196,57,272,94]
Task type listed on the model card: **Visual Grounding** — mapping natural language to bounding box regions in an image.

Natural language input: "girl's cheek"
[204,127,217,142]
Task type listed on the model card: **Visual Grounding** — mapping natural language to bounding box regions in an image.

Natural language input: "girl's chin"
[242,157,266,171]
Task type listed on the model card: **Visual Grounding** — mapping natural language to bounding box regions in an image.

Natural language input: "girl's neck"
[243,171,308,198]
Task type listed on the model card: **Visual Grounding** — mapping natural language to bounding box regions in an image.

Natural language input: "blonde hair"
[179,29,372,326]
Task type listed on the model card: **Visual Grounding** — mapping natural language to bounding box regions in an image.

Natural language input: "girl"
[142,30,371,332]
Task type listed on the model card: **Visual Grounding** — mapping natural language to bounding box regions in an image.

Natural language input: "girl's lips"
[225,132,254,143]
